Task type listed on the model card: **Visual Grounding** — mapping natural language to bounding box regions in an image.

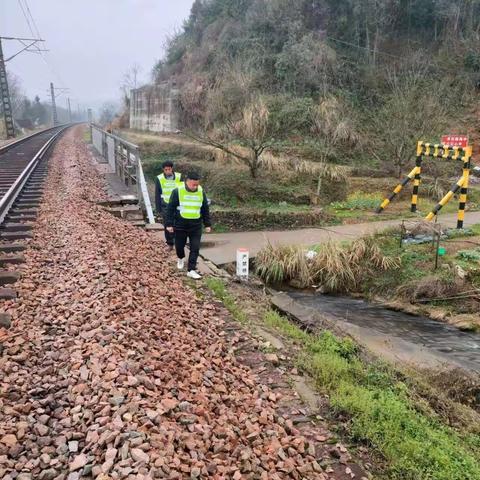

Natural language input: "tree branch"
[183,129,250,163]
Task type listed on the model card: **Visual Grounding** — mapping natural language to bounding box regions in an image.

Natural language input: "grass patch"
[83,129,91,143]
[264,310,480,480]
[368,226,480,311]
[211,223,230,233]
[206,168,313,206]
[204,277,248,324]
[471,223,480,236]
[264,309,310,342]
[330,192,383,211]
[211,200,312,213]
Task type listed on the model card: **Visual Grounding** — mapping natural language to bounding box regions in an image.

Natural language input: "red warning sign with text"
[441,135,469,148]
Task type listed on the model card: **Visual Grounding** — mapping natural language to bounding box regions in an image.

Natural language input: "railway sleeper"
[21,188,44,193]
[0,243,27,253]
[0,312,11,329]
[0,231,33,241]
[0,223,34,233]
[0,288,16,300]
[9,208,38,216]
[7,215,37,223]
[0,255,25,266]
[13,203,40,209]
[18,196,42,203]
[0,271,21,286]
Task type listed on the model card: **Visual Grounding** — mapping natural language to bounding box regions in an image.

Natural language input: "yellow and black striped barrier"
[377,141,473,228]
[376,166,420,213]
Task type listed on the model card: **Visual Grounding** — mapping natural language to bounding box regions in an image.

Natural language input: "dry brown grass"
[398,275,466,301]
[256,236,400,292]
[255,242,311,287]
[294,159,349,182]
[210,140,348,180]
[312,237,400,292]
[312,96,360,147]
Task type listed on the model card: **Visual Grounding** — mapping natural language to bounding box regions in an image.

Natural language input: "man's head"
[185,171,201,191]
[162,160,174,176]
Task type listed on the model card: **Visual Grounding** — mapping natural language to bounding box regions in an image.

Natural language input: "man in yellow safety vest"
[155,160,183,249]
[166,171,211,279]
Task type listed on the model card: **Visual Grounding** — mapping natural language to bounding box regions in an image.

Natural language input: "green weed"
[263,310,480,480]
[330,192,383,211]
[205,278,248,324]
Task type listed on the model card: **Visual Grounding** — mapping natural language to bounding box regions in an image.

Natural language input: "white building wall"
[129,83,179,133]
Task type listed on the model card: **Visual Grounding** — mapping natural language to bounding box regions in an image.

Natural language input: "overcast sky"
[1,0,194,111]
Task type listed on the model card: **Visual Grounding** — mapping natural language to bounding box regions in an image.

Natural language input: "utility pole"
[50,82,58,126]
[47,83,69,126]
[0,36,46,139]
[0,37,15,138]
[87,108,92,123]
[67,97,72,123]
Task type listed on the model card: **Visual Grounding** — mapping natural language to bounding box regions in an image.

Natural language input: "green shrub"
[267,95,315,135]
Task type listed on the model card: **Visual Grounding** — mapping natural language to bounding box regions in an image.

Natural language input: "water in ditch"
[287,291,480,372]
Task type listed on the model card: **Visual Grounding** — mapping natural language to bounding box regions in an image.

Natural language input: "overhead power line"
[325,34,478,78]
[22,0,43,40]
[17,0,36,40]
[16,0,69,90]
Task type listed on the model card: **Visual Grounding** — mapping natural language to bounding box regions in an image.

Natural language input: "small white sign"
[236,248,249,279]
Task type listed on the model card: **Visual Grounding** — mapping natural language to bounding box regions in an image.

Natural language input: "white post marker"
[236,248,249,280]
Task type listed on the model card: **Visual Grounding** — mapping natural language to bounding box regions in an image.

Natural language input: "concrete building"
[129,82,180,133]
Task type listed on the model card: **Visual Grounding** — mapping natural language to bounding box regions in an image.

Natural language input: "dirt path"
[201,212,480,265]
[0,126,366,479]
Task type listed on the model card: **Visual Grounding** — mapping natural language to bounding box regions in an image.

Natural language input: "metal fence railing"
[90,124,155,224]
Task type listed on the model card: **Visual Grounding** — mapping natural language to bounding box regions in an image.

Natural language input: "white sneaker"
[177,258,185,270]
[187,270,202,280]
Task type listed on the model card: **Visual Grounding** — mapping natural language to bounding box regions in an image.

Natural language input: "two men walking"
[155,161,211,279]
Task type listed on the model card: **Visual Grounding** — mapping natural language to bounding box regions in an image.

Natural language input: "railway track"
[0,125,70,328]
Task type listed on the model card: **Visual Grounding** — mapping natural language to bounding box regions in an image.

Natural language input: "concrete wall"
[129,82,180,133]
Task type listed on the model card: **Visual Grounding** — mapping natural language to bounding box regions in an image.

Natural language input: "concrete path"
[201,211,480,265]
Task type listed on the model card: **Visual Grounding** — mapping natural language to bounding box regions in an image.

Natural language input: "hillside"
[152,0,480,173]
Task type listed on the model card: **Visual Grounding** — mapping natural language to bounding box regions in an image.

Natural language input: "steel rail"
[0,125,70,224]
[0,123,74,155]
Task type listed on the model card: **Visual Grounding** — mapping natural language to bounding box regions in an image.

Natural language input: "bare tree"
[98,102,117,127]
[186,97,275,178]
[7,72,26,117]
[120,64,142,107]
[311,96,358,195]
[372,77,449,178]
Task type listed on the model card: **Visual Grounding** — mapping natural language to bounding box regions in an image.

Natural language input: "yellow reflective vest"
[178,184,203,219]
[158,172,183,203]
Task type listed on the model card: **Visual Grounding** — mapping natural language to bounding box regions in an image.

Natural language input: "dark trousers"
[162,210,175,246]
[175,227,202,271]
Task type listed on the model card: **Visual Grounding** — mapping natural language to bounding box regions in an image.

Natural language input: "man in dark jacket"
[166,171,211,279]
[155,160,183,249]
